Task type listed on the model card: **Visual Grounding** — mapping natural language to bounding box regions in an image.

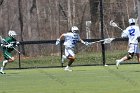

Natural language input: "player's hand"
[16,41,20,45]
[84,42,90,46]
[1,44,4,46]
[6,43,13,48]
[56,39,60,45]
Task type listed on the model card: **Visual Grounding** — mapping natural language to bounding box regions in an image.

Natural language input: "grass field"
[0,64,140,93]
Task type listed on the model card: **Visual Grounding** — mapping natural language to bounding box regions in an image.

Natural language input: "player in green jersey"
[0,30,19,74]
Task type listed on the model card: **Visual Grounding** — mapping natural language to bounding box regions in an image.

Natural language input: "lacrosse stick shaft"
[116,26,123,31]
[90,38,115,45]
[13,47,20,54]
[90,39,104,44]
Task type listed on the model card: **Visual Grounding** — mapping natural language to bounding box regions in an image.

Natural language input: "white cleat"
[104,64,108,66]
[0,71,6,74]
[64,67,72,72]
[116,60,121,69]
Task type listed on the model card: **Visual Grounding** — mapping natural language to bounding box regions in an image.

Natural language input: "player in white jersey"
[116,18,140,69]
[56,26,89,71]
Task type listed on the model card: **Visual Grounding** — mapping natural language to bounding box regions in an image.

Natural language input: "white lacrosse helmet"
[8,30,17,37]
[128,18,135,24]
[71,26,79,33]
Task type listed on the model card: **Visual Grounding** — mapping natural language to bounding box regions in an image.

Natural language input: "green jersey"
[2,36,17,60]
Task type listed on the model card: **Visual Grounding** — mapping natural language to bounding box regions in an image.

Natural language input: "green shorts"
[3,50,12,60]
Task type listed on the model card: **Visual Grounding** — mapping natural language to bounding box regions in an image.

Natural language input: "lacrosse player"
[0,30,19,74]
[116,18,140,69]
[56,26,89,71]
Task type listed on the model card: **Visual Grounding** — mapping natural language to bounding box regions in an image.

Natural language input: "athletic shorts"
[65,47,75,57]
[3,50,12,60]
[128,43,140,53]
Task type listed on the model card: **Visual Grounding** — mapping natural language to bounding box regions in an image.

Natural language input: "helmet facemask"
[71,26,79,33]
[128,18,135,25]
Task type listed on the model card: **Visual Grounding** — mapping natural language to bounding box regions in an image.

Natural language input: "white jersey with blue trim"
[121,25,140,44]
[63,32,80,48]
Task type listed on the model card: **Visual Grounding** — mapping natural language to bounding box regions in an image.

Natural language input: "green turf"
[0,64,140,93]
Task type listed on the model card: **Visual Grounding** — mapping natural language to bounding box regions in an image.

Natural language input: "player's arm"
[80,38,89,46]
[56,34,65,45]
[121,30,128,38]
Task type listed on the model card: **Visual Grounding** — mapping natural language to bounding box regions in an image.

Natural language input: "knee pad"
[127,53,134,60]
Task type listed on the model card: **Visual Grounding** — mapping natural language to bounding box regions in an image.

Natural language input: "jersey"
[2,36,17,60]
[3,36,17,52]
[121,25,140,44]
[63,32,80,48]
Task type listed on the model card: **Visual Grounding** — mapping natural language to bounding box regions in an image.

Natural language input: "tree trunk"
[68,0,72,28]
[18,0,25,55]
[137,0,140,27]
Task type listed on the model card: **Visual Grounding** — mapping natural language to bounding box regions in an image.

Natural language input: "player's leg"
[116,44,135,69]
[116,53,134,69]
[136,53,140,63]
[0,51,14,74]
[135,45,140,63]
[0,60,8,74]
[116,53,134,68]
[64,48,75,71]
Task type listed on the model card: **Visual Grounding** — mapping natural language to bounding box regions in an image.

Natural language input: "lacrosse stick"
[0,36,20,54]
[77,38,115,53]
[89,38,115,45]
[110,20,123,31]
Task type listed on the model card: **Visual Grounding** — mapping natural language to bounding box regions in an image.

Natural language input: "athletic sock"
[62,55,66,59]
[0,67,3,72]
[3,60,8,67]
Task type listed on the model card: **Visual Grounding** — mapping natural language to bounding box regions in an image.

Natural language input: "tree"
[137,0,140,26]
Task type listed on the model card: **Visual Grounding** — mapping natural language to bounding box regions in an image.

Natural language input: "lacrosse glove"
[56,39,60,45]
[5,43,13,48]
[83,41,89,46]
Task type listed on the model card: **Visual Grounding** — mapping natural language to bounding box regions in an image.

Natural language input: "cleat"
[0,71,6,74]
[64,67,72,72]
[104,64,108,66]
[116,60,121,69]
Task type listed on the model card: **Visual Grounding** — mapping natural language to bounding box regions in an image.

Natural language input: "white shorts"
[128,44,140,53]
[65,47,75,57]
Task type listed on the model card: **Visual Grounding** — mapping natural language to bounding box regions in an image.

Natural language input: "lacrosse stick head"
[103,38,115,44]
[110,20,123,31]
[109,20,118,27]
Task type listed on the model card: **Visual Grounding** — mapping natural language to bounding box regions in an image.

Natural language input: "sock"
[0,67,3,72]
[3,60,8,67]
[119,59,124,63]
[62,55,66,59]
[66,65,69,68]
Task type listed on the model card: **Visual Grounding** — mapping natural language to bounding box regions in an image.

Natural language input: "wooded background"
[0,0,140,56]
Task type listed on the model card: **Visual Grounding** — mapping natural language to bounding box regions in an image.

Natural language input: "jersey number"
[129,28,135,36]
[72,40,77,45]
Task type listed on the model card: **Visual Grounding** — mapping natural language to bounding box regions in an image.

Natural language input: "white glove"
[121,30,127,38]
[1,44,3,46]
[5,43,13,48]
[16,41,20,45]
[83,42,89,46]
[56,39,60,45]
